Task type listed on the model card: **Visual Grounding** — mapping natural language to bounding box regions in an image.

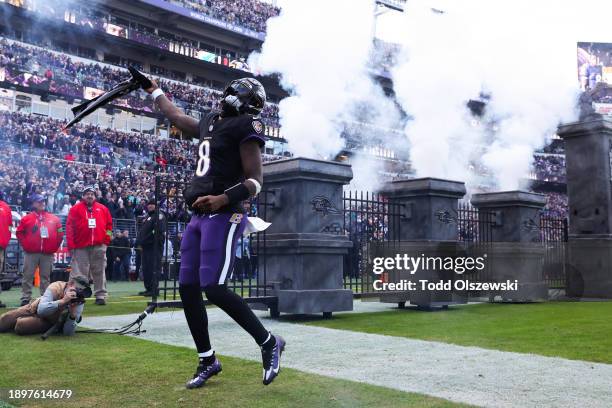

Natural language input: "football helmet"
[221,77,266,116]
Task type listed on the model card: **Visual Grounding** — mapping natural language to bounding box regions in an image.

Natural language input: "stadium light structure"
[375,0,406,12]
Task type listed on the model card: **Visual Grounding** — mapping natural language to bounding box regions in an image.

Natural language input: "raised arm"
[143,79,200,138]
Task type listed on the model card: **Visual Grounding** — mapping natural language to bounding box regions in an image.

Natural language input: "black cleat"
[186,358,222,389]
[261,334,285,385]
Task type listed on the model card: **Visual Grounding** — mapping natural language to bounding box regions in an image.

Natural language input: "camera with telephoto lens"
[71,286,92,304]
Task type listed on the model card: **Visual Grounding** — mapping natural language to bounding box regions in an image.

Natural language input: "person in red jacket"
[66,185,113,305]
[0,199,12,309]
[16,194,64,306]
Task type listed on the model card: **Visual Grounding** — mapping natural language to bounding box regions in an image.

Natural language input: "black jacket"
[111,236,131,258]
[136,212,165,248]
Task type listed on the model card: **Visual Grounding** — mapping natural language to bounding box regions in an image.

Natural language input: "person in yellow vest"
[0,277,89,336]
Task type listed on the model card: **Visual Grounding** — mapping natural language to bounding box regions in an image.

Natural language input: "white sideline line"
[83,303,612,408]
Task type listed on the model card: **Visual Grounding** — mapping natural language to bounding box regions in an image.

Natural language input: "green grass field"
[0,281,258,317]
[0,281,154,316]
[0,281,471,407]
[305,301,612,364]
[0,333,468,408]
[3,282,611,406]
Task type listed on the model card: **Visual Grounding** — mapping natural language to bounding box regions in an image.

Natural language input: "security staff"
[136,199,165,297]
[16,194,64,306]
[66,186,113,305]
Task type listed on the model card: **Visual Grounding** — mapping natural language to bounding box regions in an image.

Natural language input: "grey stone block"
[558,118,612,298]
[276,289,353,314]
[260,158,354,315]
[480,243,548,302]
[381,178,466,241]
[567,238,612,298]
[558,118,612,237]
[470,191,547,302]
[471,190,546,243]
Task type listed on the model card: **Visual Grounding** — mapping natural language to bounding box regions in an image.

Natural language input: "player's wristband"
[151,88,164,100]
[224,183,251,205]
[247,178,262,195]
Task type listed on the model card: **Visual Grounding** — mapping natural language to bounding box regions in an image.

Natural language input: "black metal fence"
[455,202,497,285]
[342,191,402,294]
[341,193,570,295]
[153,176,276,313]
[456,202,496,243]
[540,216,568,288]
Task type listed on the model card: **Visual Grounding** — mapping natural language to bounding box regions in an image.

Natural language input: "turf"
[0,281,176,317]
[304,301,612,364]
[0,281,257,317]
[0,333,468,408]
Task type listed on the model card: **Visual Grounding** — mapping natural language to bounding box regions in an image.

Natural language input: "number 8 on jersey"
[196,140,210,177]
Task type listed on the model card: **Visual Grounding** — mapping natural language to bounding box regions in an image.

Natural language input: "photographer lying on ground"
[0,277,90,336]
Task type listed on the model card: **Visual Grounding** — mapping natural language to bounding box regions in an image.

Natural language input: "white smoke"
[253,0,608,192]
[249,0,395,161]
[383,0,602,190]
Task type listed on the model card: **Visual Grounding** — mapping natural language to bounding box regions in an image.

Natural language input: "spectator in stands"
[66,185,113,305]
[16,194,64,306]
[135,199,165,297]
[58,196,72,216]
[167,0,280,33]
[0,199,11,308]
[0,39,280,126]
[112,230,131,281]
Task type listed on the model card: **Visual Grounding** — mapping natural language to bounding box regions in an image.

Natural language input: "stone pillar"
[259,157,353,316]
[558,117,612,298]
[383,178,466,241]
[378,178,467,308]
[471,191,547,301]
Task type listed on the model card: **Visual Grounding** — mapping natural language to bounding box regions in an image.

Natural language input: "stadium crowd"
[0,111,196,169]
[0,109,571,221]
[542,192,568,219]
[533,154,566,183]
[167,0,280,33]
[0,39,280,126]
[0,142,194,223]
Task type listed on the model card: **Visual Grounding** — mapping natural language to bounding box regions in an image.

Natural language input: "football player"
[136,70,285,389]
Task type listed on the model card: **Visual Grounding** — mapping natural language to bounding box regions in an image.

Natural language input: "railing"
[456,202,496,243]
[540,215,568,289]
[342,191,402,295]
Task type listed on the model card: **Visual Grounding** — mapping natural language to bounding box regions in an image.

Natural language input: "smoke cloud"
[385,0,602,190]
[249,0,400,163]
[254,0,611,192]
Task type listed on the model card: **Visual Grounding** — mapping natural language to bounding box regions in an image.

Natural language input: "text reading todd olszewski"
[371,254,519,291]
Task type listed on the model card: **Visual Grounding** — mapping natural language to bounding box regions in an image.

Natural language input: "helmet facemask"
[221,78,266,116]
